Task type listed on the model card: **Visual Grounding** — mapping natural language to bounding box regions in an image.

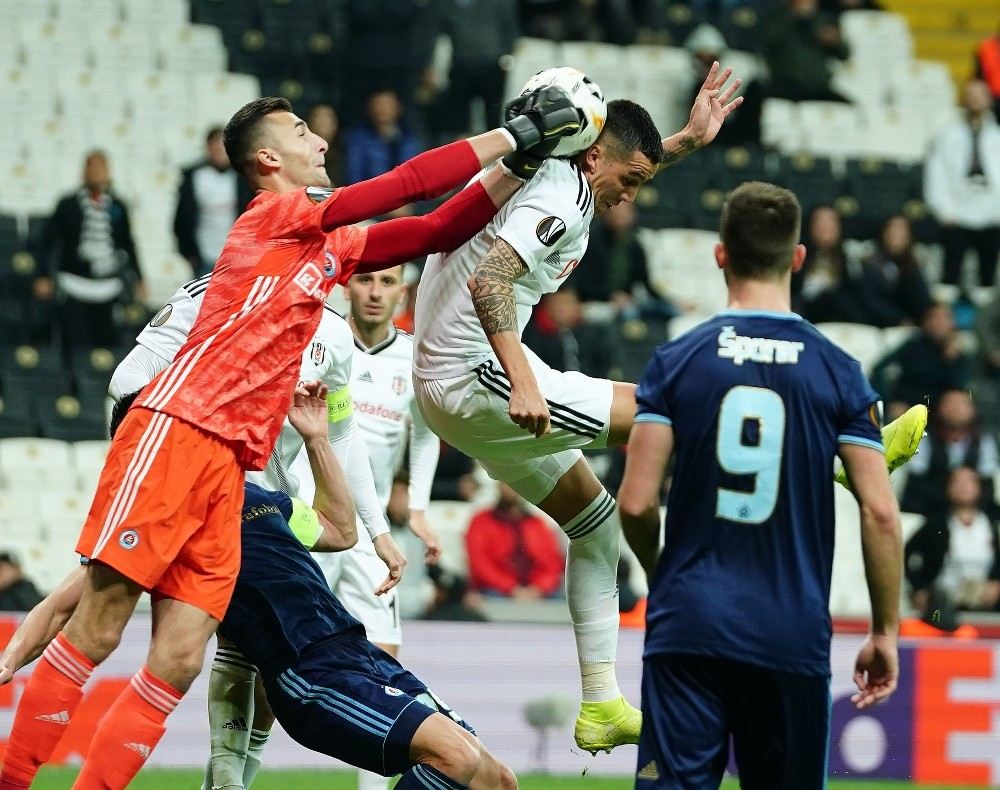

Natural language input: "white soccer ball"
[519,67,607,157]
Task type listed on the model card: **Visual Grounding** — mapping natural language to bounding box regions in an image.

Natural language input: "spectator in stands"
[794,205,856,322]
[345,89,424,193]
[905,466,1000,614]
[33,150,145,352]
[974,28,1000,119]
[173,127,253,277]
[523,289,613,378]
[924,78,1000,289]
[764,0,850,102]
[343,0,435,122]
[871,304,973,417]
[422,564,488,622]
[426,0,518,137]
[860,214,933,325]
[683,24,763,147]
[975,287,1000,378]
[0,552,43,612]
[575,202,677,323]
[306,103,346,187]
[900,389,998,516]
[431,442,480,502]
[466,483,564,600]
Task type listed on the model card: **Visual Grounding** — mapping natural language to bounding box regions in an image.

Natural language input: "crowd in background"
[3,0,1000,622]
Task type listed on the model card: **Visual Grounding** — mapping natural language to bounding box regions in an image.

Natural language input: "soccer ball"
[519,67,607,157]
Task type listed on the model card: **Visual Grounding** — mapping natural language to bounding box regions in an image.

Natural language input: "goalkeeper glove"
[502,86,581,152]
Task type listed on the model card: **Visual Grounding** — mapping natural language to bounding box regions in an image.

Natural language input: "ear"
[579,142,600,174]
[714,242,727,270]
[256,146,279,172]
[790,243,806,273]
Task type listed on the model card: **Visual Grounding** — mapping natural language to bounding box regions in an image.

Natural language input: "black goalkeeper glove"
[500,89,578,180]
[502,86,581,152]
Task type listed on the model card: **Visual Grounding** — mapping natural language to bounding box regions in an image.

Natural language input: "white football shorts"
[413,345,613,504]
[313,527,401,646]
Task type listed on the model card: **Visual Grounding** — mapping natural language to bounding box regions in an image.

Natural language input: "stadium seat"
[37,395,107,442]
[760,98,799,153]
[840,10,913,68]
[190,0,262,48]
[261,0,326,54]
[668,312,712,339]
[858,106,931,163]
[503,38,562,103]
[159,24,228,76]
[0,0,53,23]
[73,438,110,494]
[707,145,769,192]
[643,228,727,315]
[719,4,766,55]
[0,436,73,486]
[51,0,123,28]
[56,68,130,129]
[626,45,693,139]
[0,390,35,438]
[795,101,864,160]
[91,23,160,73]
[425,500,477,576]
[193,72,261,128]
[122,0,189,33]
[17,19,93,71]
[560,41,633,104]
[777,154,840,217]
[814,322,885,371]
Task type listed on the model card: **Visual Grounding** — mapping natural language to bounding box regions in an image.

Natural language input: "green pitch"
[28,768,981,789]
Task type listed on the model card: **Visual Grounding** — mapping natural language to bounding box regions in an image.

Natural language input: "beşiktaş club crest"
[310,341,325,365]
[392,374,407,395]
[535,216,567,247]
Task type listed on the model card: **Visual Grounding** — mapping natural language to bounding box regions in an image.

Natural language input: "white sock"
[358,768,390,790]
[242,728,271,788]
[561,489,622,703]
[206,647,257,789]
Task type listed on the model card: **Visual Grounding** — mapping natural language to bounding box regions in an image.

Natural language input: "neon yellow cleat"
[574,696,642,754]
[835,404,928,489]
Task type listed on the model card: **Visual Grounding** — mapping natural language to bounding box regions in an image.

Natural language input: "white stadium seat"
[814,322,885,372]
[91,23,160,73]
[0,437,73,487]
[840,10,913,67]
[18,19,93,71]
[73,439,111,495]
[626,45,693,139]
[158,24,227,76]
[796,101,864,160]
[560,41,633,102]
[51,0,122,29]
[668,312,712,340]
[641,229,727,315]
[760,98,799,152]
[192,72,261,129]
[503,38,562,103]
[425,500,477,576]
[122,0,189,33]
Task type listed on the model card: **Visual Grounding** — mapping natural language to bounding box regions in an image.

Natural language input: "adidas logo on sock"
[222,717,249,731]
[637,761,660,781]
[35,710,70,725]
[124,742,152,760]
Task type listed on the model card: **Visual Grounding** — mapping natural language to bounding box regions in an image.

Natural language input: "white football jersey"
[351,327,432,509]
[413,157,594,379]
[127,276,353,495]
[249,306,353,495]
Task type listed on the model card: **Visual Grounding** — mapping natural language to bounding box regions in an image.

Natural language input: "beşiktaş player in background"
[0,386,517,790]
[618,182,905,789]
[412,64,744,753]
[0,91,581,790]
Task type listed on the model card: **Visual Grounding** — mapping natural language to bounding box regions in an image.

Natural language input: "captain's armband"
[327,385,354,424]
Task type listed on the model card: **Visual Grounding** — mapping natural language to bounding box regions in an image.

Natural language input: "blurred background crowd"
[0,0,999,631]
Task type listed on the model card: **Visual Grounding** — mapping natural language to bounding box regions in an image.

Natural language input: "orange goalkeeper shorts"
[76,406,244,621]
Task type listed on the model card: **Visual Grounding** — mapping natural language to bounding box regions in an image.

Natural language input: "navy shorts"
[266,633,468,776]
[637,653,831,790]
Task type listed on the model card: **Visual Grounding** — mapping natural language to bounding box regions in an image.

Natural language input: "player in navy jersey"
[618,182,904,789]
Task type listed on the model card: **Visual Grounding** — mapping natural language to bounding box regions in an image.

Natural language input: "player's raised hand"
[685,61,743,147]
[851,633,899,709]
[509,381,551,438]
[503,86,581,152]
[288,379,329,442]
[408,510,442,565]
[372,533,407,595]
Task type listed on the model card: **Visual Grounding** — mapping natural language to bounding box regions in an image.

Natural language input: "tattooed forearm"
[468,239,528,336]
[658,135,700,171]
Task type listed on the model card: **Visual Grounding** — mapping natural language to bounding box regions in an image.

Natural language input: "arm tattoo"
[658,135,700,171]
[469,238,529,336]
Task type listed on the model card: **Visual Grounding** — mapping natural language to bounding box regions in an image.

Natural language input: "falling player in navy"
[0,383,515,790]
[618,181,909,789]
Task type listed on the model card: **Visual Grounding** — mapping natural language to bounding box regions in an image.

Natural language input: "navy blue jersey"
[636,310,883,676]
[219,483,364,679]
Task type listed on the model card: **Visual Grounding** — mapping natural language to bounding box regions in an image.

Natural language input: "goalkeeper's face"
[266,112,332,188]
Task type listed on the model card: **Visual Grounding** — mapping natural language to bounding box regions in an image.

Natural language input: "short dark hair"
[110,390,142,439]
[223,96,293,179]
[206,125,224,144]
[720,181,801,279]
[599,99,664,168]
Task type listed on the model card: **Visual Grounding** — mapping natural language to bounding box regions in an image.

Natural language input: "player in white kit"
[413,64,745,753]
